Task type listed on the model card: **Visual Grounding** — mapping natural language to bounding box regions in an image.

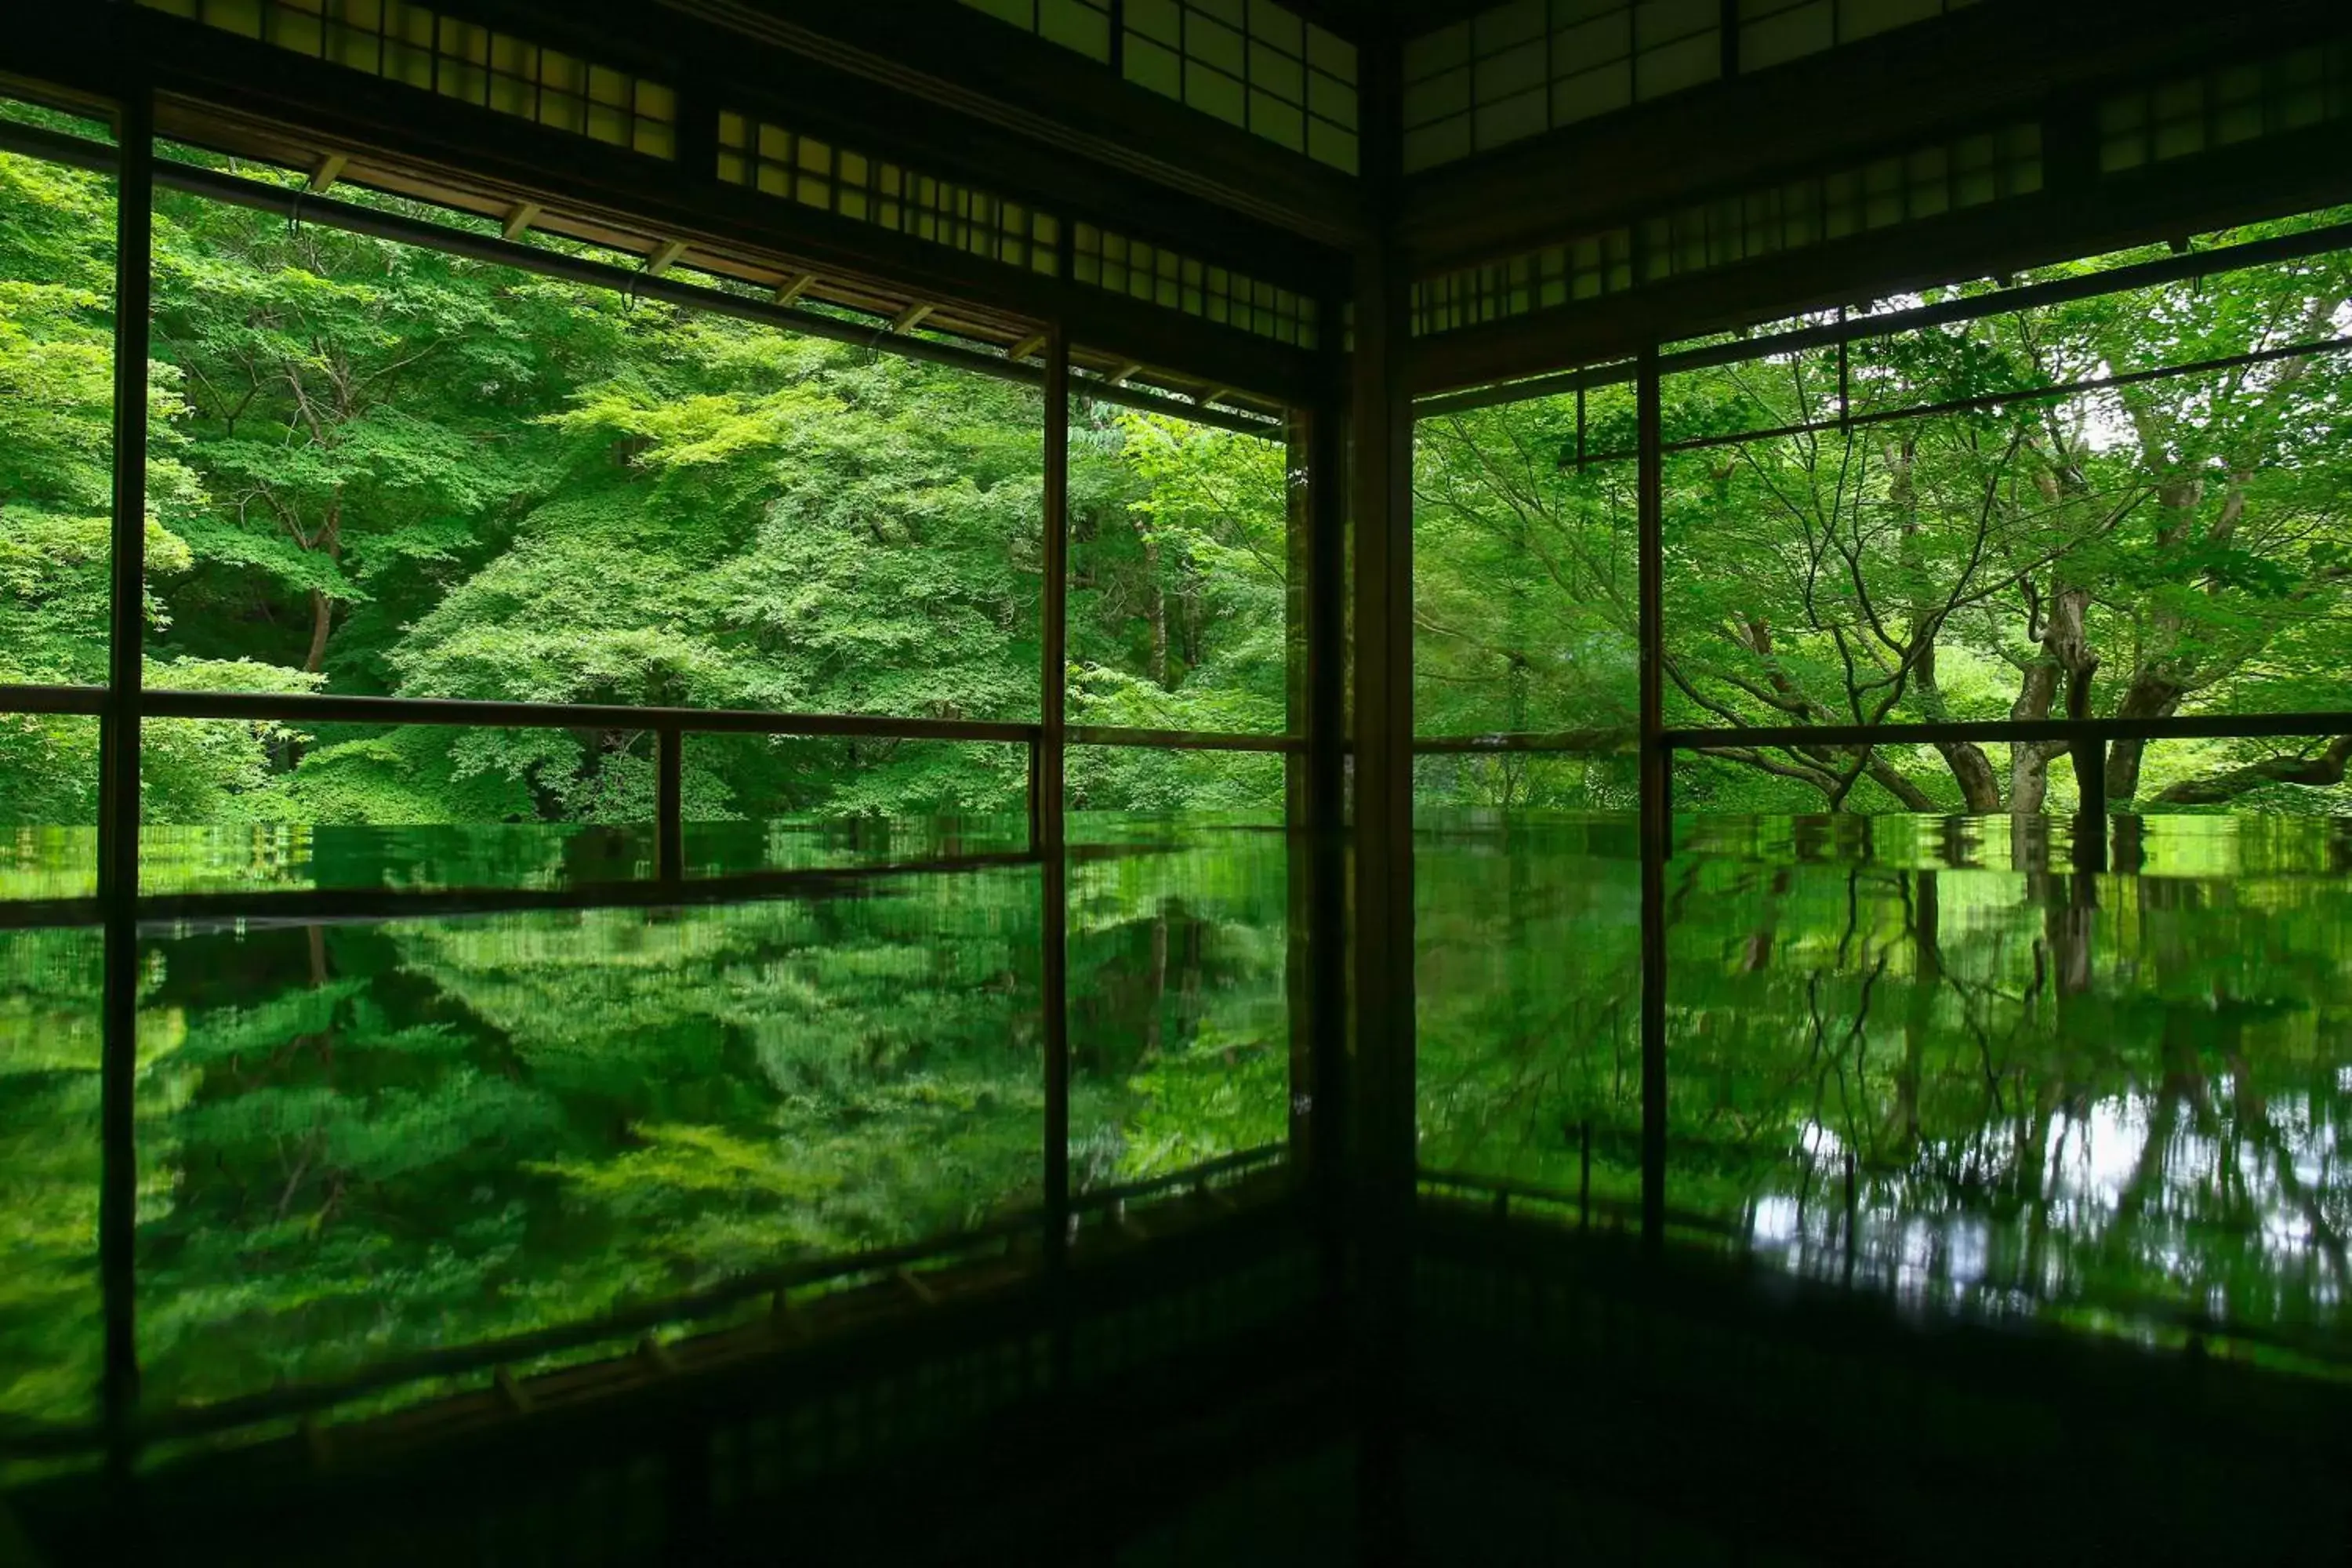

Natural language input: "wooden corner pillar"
[1349,240,1416,1228]
[1347,28,1420,1564]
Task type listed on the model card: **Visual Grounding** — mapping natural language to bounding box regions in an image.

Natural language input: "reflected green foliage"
[1421,809,2352,1349]
[1416,216,2352,815]
[0,828,1291,1425]
[128,875,1058,1412]
[129,880,1057,1413]
[1416,813,1642,1209]
[1069,831,1293,1186]
[0,931,101,1439]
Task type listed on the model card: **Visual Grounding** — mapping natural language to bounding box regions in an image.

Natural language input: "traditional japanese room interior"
[0,1,2347,1562]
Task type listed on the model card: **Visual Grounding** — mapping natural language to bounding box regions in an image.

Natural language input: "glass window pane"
[1635,30,1721,98]
[1403,66,1472,129]
[1067,405,1294,737]
[1740,0,1831,69]
[1476,86,1551,149]
[0,130,114,685]
[1636,0,1716,45]
[0,122,114,910]
[1414,384,1640,743]
[1477,36,1549,103]
[1553,10,1631,75]
[1404,117,1475,172]
[1552,62,1632,125]
[1247,0,1298,49]
[1249,39,1305,102]
[1251,91,1307,152]
[138,161,1047,882]
[1066,744,1287,833]
[1839,0,1944,41]
[1414,387,1646,1218]
[1661,235,2352,813]
[1127,0,1180,46]
[1308,67,1358,129]
[140,721,657,895]
[961,0,1034,27]
[1405,22,1470,80]
[1305,23,1356,82]
[1185,13,1246,75]
[1,717,99,899]
[1039,0,1112,60]
[144,174,649,707]
[1308,119,1360,175]
[1186,64,1248,125]
[1125,34,1185,98]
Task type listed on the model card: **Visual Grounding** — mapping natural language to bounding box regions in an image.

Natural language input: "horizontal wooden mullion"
[137,686,1044,744]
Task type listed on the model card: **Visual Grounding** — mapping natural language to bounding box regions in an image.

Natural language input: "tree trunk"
[2099,397,2228,803]
[300,494,346,677]
[1144,537,1168,688]
[2102,673,2183,803]
[2009,740,2055,815]
[1934,743,2002,814]
[2010,585,2094,814]
[1178,920,1203,1044]
[1742,869,1790,972]
[303,586,335,674]
[2044,870,2097,998]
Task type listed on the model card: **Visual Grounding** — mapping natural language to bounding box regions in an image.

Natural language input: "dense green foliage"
[1414,217,2352,814]
[0,147,1292,834]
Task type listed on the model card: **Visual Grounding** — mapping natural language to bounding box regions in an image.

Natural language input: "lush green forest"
[1414,211,2352,815]
[6,140,2347,827]
[0,141,1292,839]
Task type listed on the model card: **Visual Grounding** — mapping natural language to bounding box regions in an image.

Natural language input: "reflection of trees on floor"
[1418,811,2352,1352]
[0,822,1296,1430]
